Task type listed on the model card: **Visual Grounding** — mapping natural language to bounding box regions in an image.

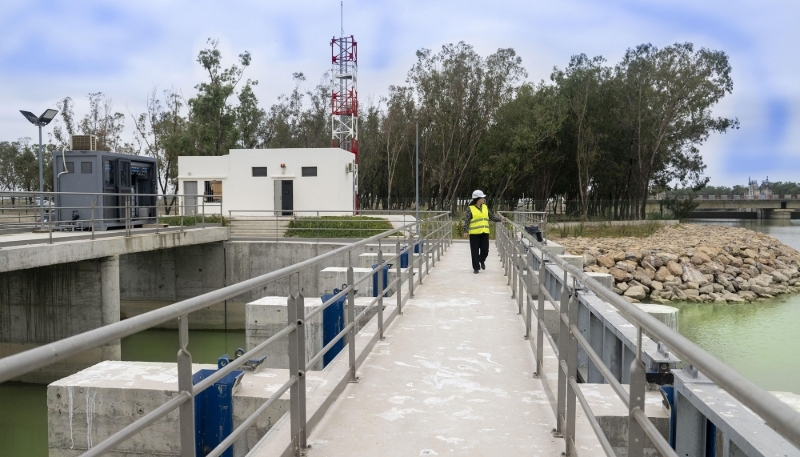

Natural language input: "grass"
[158,214,226,226]
[552,221,664,239]
[285,216,394,238]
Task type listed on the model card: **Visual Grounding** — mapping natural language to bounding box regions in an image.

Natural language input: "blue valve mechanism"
[218,347,266,371]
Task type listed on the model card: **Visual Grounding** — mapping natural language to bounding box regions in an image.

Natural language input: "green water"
[677,218,800,393]
[0,329,245,457]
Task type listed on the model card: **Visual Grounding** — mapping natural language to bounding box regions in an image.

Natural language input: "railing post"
[396,239,402,314]
[347,258,359,382]
[536,253,545,377]
[287,275,308,455]
[517,238,524,315]
[511,231,517,295]
[525,249,533,341]
[409,232,415,298]
[177,315,195,457]
[90,196,96,240]
[627,326,647,457]
[566,292,579,454]
[555,269,569,437]
[378,248,385,340]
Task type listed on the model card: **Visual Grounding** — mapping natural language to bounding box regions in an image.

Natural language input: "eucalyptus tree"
[408,42,526,211]
[551,55,610,219]
[188,38,251,156]
[614,42,738,218]
[478,82,566,203]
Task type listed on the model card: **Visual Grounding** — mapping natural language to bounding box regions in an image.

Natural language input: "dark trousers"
[469,233,490,271]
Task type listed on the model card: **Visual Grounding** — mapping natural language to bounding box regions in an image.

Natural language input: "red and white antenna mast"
[331,1,358,210]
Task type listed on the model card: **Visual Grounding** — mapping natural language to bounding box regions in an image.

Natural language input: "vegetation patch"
[159,214,225,226]
[552,221,665,239]
[285,216,394,238]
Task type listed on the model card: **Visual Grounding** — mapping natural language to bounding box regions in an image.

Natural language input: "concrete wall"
[0,257,119,383]
[178,148,355,216]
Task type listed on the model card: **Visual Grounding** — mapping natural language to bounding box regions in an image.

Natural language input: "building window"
[205,180,222,203]
[302,167,317,177]
[252,167,267,177]
[81,162,92,173]
[65,162,75,173]
[103,160,115,186]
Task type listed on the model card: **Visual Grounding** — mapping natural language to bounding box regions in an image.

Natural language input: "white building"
[177,148,356,216]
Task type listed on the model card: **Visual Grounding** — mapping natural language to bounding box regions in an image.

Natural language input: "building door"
[117,159,132,219]
[281,180,293,216]
[184,181,197,215]
[102,157,117,221]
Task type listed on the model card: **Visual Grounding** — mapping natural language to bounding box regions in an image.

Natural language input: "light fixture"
[20,108,59,230]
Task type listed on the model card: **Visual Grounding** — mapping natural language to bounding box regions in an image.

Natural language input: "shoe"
[480,261,486,270]
[474,270,480,274]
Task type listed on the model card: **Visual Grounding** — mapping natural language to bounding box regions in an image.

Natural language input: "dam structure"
[1,210,800,456]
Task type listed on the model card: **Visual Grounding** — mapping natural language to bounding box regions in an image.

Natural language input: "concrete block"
[586,272,614,290]
[246,296,377,371]
[47,361,296,457]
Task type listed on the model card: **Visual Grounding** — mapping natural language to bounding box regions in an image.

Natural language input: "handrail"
[0,208,453,457]
[496,213,800,453]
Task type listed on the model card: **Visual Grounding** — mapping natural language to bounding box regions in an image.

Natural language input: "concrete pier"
[246,296,377,370]
[47,361,295,457]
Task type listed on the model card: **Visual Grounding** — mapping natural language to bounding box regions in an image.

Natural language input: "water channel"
[2,219,799,456]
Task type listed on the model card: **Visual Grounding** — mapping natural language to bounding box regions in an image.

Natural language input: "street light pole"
[38,125,44,229]
[19,109,58,231]
[415,121,419,233]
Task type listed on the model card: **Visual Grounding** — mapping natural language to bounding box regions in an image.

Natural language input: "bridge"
[1,211,800,456]
[647,195,800,219]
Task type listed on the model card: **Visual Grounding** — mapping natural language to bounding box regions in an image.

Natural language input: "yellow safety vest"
[469,204,491,235]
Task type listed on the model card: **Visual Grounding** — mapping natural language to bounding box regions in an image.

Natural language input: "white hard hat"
[472,190,486,199]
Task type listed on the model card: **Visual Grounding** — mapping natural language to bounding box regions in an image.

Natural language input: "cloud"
[0,0,799,186]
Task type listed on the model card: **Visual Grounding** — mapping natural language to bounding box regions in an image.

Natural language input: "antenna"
[331,2,358,211]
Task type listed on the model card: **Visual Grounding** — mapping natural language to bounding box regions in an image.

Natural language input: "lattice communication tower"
[331,34,358,209]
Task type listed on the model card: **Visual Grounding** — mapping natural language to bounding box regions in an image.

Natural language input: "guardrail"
[0,210,452,456]
[0,190,223,242]
[496,212,800,456]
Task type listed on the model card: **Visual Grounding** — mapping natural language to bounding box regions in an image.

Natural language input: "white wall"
[177,148,355,216]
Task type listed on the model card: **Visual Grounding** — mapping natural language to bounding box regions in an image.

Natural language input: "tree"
[381,86,415,209]
[552,55,609,220]
[130,89,192,210]
[188,38,251,156]
[478,83,565,203]
[615,42,738,218]
[408,42,526,211]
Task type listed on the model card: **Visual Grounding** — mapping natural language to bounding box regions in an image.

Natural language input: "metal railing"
[496,212,800,456]
[0,210,452,456]
[0,190,223,243]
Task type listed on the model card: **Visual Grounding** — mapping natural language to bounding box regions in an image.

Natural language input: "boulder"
[624,285,647,300]
[667,261,683,276]
[692,252,712,265]
[597,254,615,268]
[738,290,757,301]
[655,267,673,282]
[617,281,630,292]
[682,265,708,286]
[699,284,715,295]
[771,271,790,283]
[609,267,632,282]
[743,248,758,259]
[685,281,700,290]
[651,280,664,291]
[634,274,652,287]
[625,250,643,261]
[723,292,746,303]
[717,255,731,266]
[612,251,625,262]
[641,260,657,272]
[614,261,634,273]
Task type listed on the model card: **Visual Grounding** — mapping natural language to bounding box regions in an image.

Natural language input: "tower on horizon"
[331,3,358,209]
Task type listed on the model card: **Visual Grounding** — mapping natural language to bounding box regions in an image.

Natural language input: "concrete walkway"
[306,241,561,456]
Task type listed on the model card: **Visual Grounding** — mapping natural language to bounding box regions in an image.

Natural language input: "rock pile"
[555,224,800,304]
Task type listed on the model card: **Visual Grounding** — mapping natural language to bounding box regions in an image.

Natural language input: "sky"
[0,0,798,187]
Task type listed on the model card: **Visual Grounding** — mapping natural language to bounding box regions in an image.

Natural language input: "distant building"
[177,148,356,216]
